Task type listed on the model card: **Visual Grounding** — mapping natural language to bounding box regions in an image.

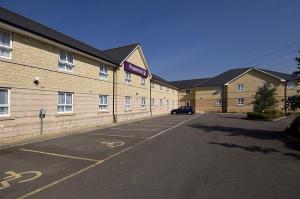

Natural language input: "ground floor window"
[141,97,146,107]
[125,96,131,110]
[99,95,108,111]
[0,88,10,116]
[160,99,163,106]
[216,99,222,106]
[166,99,169,106]
[58,92,73,113]
[185,101,190,106]
[151,98,155,108]
[237,98,244,105]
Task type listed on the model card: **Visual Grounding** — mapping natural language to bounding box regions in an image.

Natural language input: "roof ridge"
[103,43,139,51]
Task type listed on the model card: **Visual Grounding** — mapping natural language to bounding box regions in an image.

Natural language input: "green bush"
[286,116,300,139]
[247,110,283,120]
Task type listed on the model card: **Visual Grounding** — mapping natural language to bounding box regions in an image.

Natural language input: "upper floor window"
[186,89,191,95]
[151,98,155,107]
[0,30,12,59]
[125,72,132,84]
[141,97,146,107]
[0,88,10,117]
[287,82,295,89]
[99,95,108,111]
[141,77,146,87]
[160,85,163,90]
[58,92,73,113]
[151,81,154,88]
[216,85,222,92]
[172,100,174,106]
[58,50,74,72]
[167,87,169,91]
[99,65,108,80]
[237,84,244,92]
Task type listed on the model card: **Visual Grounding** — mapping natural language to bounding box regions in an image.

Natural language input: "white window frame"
[287,82,295,89]
[141,77,146,87]
[216,85,222,92]
[160,99,163,106]
[216,99,222,106]
[166,87,169,91]
[172,100,174,106]
[99,95,108,111]
[0,88,10,117]
[125,72,132,84]
[57,92,73,113]
[151,98,155,108]
[125,96,131,110]
[151,81,154,88]
[186,89,191,95]
[58,50,75,72]
[141,97,146,107]
[160,85,163,90]
[99,65,108,80]
[166,99,169,106]
[185,101,190,106]
[237,84,244,92]
[237,98,244,106]
[0,30,12,59]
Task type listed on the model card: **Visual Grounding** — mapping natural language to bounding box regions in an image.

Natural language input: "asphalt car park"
[0,114,197,199]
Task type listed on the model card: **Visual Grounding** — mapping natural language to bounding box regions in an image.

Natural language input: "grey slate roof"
[170,78,211,89]
[103,44,139,65]
[151,74,178,89]
[0,7,117,65]
[258,68,293,80]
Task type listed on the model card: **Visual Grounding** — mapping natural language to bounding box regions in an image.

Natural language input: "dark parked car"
[171,106,195,115]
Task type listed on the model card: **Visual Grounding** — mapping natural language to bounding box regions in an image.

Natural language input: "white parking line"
[110,127,155,132]
[17,114,201,199]
[86,133,148,139]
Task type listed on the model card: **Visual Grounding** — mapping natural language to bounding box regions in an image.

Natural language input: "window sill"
[124,109,132,112]
[98,110,109,113]
[55,113,75,117]
[58,69,74,74]
[0,116,15,121]
[99,77,108,81]
[236,104,245,106]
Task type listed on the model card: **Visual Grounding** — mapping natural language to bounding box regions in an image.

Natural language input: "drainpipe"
[284,81,287,115]
[113,68,116,123]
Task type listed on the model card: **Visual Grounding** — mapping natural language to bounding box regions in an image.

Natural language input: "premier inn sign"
[124,61,148,78]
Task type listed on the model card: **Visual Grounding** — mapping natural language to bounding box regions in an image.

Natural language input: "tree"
[292,51,300,78]
[253,84,278,112]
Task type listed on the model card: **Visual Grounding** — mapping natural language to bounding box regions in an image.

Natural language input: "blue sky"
[1,0,300,80]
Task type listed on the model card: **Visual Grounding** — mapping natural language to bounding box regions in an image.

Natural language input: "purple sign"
[124,61,148,78]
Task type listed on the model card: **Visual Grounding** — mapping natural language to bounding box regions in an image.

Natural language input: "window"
[141,77,146,87]
[58,92,73,113]
[151,98,155,107]
[0,30,12,59]
[237,98,244,105]
[287,82,295,89]
[141,97,146,107]
[151,81,154,88]
[125,72,132,84]
[160,85,163,90]
[125,96,131,110]
[0,88,10,116]
[216,99,222,106]
[58,50,74,72]
[216,85,222,92]
[186,89,190,95]
[160,99,163,106]
[237,84,244,91]
[99,95,108,111]
[166,99,169,106]
[167,87,169,91]
[185,101,190,106]
[99,65,108,79]
[172,100,174,106]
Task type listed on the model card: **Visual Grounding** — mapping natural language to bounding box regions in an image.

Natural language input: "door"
[185,101,190,107]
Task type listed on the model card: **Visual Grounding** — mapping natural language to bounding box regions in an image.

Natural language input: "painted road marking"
[0,170,42,190]
[101,141,125,148]
[127,123,171,127]
[110,127,155,132]
[20,149,100,162]
[87,133,148,139]
[16,114,201,199]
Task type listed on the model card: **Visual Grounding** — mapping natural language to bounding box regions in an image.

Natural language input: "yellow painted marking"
[16,114,200,199]
[0,170,42,190]
[110,127,155,132]
[101,141,125,148]
[20,148,100,162]
[87,133,147,139]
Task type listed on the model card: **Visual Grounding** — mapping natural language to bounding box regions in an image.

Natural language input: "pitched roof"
[258,68,293,80]
[151,74,178,89]
[170,78,211,89]
[0,7,117,65]
[103,44,139,65]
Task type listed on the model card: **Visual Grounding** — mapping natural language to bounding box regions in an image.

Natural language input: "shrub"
[286,116,300,139]
[247,110,283,120]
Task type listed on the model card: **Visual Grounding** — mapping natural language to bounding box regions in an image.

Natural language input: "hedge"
[286,116,300,139]
[247,110,283,120]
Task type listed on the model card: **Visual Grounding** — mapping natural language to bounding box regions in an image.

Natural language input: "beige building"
[171,68,299,113]
[0,8,178,145]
